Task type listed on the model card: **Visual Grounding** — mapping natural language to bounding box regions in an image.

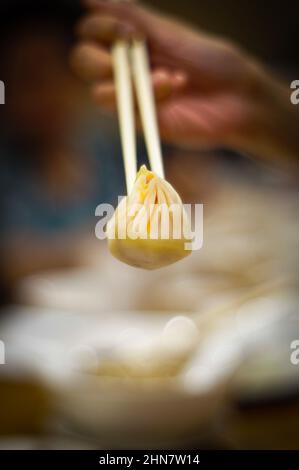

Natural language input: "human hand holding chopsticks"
[72,0,299,171]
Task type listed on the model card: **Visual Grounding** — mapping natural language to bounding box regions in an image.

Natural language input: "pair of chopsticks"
[112,38,164,193]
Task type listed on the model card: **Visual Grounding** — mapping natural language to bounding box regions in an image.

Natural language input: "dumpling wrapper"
[106,165,192,269]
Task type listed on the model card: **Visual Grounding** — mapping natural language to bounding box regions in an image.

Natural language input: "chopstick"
[112,34,165,193]
[112,40,137,192]
[131,39,165,179]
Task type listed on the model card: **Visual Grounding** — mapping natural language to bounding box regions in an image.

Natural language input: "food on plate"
[84,316,200,379]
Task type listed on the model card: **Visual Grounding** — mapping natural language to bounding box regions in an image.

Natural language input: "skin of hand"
[71,0,299,170]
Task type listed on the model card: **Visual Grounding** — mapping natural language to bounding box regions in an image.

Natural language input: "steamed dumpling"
[106,165,192,269]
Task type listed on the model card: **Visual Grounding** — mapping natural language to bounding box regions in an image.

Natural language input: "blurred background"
[0,0,299,450]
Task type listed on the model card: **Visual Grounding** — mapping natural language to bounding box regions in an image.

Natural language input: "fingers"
[71,15,188,87]
[81,1,164,43]
[84,0,150,28]
[92,69,187,112]
[70,42,112,82]
[77,14,140,46]
[71,12,143,83]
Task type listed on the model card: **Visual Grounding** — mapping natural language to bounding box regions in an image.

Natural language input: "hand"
[72,0,299,170]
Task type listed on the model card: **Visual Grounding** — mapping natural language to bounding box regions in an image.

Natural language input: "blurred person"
[0,1,127,293]
[72,0,299,172]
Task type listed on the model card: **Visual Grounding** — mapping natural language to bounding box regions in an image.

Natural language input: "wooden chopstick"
[112,40,137,193]
[112,31,164,192]
[131,39,165,179]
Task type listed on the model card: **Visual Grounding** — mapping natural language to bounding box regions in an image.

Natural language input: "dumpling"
[106,165,192,269]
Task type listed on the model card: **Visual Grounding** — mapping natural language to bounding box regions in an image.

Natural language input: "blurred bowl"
[40,315,242,448]
[2,288,291,448]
